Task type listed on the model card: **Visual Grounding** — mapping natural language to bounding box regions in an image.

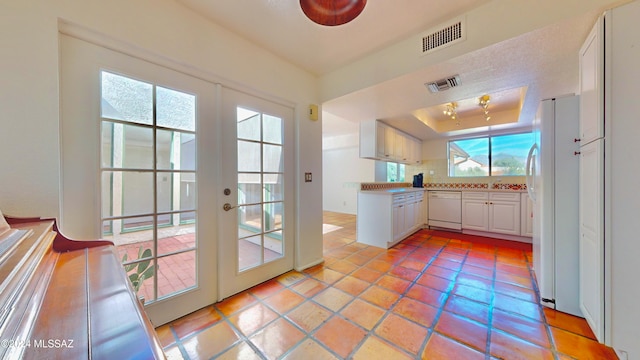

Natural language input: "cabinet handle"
[574,151,581,156]
[574,138,581,142]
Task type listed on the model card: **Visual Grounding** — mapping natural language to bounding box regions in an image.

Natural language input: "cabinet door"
[384,125,395,160]
[407,200,417,232]
[404,137,422,165]
[520,193,534,237]
[579,17,604,144]
[489,201,521,235]
[579,140,604,340]
[376,122,387,158]
[462,200,488,231]
[402,136,412,164]
[413,138,423,164]
[393,204,405,241]
[393,130,405,162]
[415,197,423,228]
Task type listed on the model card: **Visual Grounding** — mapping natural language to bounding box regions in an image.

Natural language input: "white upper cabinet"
[360,119,422,164]
[579,17,605,145]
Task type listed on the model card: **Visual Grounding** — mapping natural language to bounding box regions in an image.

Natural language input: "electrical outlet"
[305,172,312,182]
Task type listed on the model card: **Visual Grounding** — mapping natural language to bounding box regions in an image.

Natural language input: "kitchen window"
[448,132,532,177]
[387,162,405,182]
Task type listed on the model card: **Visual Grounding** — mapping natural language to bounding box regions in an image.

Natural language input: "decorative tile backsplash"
[424,182,527,191]
[423,183,488,189]
[361,182,527,191]
[360,182,412,191]
[491,183,528,191]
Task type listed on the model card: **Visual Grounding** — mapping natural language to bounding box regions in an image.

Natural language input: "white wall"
[322,133,375,215]
[0,0,323,269]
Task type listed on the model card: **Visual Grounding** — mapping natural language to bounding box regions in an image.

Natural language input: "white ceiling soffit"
[322,10,603,140]
[173,0,622,141]
[175,0,489,75]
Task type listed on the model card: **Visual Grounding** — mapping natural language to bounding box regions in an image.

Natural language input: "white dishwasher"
[428,191,462,230]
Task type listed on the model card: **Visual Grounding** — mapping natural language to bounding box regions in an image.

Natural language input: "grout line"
[484,241,499,359]
[162,213,608,360]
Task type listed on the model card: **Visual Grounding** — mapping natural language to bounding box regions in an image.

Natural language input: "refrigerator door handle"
[526,143,538,202]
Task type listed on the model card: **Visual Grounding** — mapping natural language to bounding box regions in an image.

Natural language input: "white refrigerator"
[526,95,581,316]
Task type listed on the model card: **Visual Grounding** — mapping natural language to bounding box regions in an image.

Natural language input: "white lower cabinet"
[489,198,521,235]
[461,191,521,236]
[520,193,534,237]
[358,190,425,248]
[392,195,406,242]
[462,192,489,231]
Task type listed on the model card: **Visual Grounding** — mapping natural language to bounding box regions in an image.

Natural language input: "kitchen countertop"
[424,188,528,193]
[360,187,527,194]
[359,187,426,195]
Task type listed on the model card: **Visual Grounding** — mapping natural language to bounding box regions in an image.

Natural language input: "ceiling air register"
[420,17,466,55]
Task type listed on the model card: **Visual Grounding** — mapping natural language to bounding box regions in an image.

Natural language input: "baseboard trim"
[463,229,532,243]
[295,258,324,272]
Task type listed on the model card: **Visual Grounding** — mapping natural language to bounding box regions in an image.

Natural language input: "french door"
[218,88,295,299]
[60,34,217,325]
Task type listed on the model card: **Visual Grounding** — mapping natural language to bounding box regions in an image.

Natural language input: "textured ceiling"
[176,0,488,75]
[175,1,620,140]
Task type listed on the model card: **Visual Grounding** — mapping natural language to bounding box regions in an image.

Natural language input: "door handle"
[223,203,237,211]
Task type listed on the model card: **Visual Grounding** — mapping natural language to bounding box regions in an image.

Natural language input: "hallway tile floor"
[157,212,617,359]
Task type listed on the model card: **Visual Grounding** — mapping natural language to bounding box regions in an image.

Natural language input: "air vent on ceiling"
[425,75,461,93]
[420,17,466,56]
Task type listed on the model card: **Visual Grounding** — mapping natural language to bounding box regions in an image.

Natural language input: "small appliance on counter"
[412,173,423,188]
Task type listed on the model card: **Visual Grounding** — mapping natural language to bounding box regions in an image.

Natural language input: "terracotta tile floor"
[157,211,618,359]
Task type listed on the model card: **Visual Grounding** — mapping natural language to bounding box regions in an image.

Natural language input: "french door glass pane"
[157,252,196,298]
[263,114,282,144]
[263,174,283,202]
[126,259,156,302]
[158,222,196,255]
[101,171,154,217]
[108,217,155,256]
[263,144,283,172]
[238,173,261,205]
[101,71,153,125]
[179,210,196,224]
[238,204,262,238]
[237,140,261,172]
[237,112,261,141]
[239,235,262,271]
[156,173,196,213]
[265,231,283,260]
[156,86,195,131]
[101,122,154,169]
[156,131,196,171]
